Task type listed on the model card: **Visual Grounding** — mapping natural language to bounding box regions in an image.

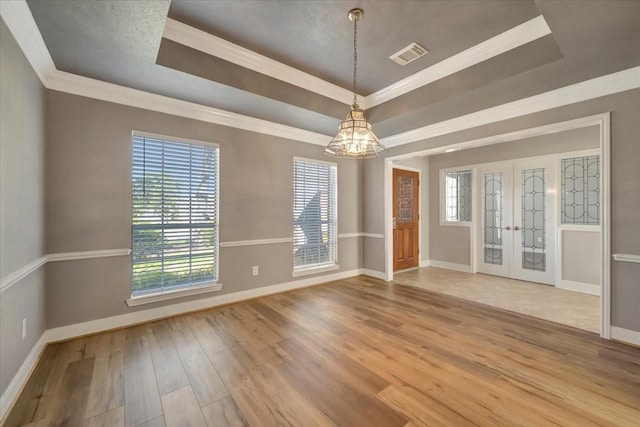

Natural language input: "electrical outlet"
[252,266,259,276]
[21,318,27,340]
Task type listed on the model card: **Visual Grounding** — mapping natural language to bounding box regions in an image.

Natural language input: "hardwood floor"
[5,276,640,426]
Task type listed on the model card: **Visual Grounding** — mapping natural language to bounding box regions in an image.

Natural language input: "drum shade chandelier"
[325,8,386,158]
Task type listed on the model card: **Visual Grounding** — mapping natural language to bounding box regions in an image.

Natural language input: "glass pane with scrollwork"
[484,173,503,265]
[521,168,546,271]
[397,176,414,222]
[561,155,600,225]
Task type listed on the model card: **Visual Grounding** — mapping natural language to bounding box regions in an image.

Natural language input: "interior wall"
[0,20,47,397]
[428,126,599,266]
[362,88,640,333]
[44,90,362,328]
[392,157,429,265]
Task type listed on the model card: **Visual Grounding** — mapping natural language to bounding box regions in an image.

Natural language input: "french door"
[476,160,556,285]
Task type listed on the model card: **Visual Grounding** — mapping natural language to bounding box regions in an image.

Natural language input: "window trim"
[292,156,339,274]
[130,130,221,299]
[440,168,473,226]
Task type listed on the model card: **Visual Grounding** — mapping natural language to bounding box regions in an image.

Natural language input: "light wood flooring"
[4,276,639,426]
[394,267,600,333]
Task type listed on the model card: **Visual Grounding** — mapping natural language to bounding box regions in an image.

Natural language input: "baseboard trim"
[44,269,361,343]
[558,280,600,296]
[0,334,48,422]
[360,269,388,281]
[419,259,430,268]
[428,260,472,273]
[611,326,640,347]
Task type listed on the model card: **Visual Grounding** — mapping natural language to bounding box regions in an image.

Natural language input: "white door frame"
[383,112,611,339]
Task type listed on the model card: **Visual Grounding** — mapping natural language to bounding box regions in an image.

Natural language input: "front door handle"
[393,217,397,229]
[514,226,520,231]
[505,226,512,231]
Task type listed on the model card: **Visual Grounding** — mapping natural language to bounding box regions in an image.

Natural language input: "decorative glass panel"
[561,155,600,225]
[484,173,503,265]
[521,168,546,271]
[444,170,472,222]
[397,176,414,222]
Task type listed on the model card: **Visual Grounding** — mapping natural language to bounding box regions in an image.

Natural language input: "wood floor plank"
[86,406,124,427]
[123,336,163,427]
[49,357,95,426]
[6,276,640,427]
[85,350,124,419]
[148,321,190,395]
[201,396,248,427]
[161,386,207,427]
[167,316,229,406]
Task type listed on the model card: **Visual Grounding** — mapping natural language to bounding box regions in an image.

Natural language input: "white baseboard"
[360,269,388,281]
[428,260,472,273]
[0,334,48,422]
[611,326,640,347]
[419,259,430,268]
[44,269,360,343]
[558,280,600,296]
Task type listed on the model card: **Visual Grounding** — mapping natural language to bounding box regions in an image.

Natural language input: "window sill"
[292,264,339,277]
[439,221,472,227]
[126,282,223,307]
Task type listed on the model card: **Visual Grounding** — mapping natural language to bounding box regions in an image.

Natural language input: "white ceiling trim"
[163,15,551,110]
[364,15,551,108]
[47,71,332,145]
[3,0,640,150]
[163,18,355,106]
[0,0,56,82]
[381,66,640,147]
[1,1,332,146]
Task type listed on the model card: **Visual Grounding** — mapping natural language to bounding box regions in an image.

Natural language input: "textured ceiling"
[25,0,640,138]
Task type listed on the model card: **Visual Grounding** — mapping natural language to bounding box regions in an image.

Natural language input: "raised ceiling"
[24,0,640,140]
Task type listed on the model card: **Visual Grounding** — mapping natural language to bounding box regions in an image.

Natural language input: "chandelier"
[325,8,386,158]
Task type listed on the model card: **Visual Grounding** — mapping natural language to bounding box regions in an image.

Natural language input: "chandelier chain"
[353,16,358,107]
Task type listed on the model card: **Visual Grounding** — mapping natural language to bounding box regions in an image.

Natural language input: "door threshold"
[394,266,420,274]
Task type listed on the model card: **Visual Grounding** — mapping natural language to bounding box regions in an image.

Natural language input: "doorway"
[393,168,420,271]
[475,158,556,285]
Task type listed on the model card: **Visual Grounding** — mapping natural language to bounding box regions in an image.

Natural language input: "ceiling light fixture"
[325,8,386,159]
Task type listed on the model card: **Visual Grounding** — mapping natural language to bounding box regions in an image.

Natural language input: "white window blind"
[444,170,472,222]
[131,134,219,295]
[293,159,338,271]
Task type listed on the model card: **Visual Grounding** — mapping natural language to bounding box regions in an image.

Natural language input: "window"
[442,170,472,223]
[293,158,338,272]
[131,133,219,296]
[561,155,600,225]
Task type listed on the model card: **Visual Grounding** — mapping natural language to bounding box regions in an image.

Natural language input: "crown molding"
[163,15,551,110]
[381,66,640,147]
[46,71,332,145]
[163,18,355,106]
[363,15,551,108]
[0,0,56,83]
[3,1,640,150]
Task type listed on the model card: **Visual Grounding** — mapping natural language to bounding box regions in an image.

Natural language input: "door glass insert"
[397,176,414,222]
[561,155,600,225]
[484,173,503,265]
[521,168,546,271]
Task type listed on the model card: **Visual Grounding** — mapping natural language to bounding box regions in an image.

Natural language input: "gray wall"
[44,91,362,328]
[428,126,599,265]
[0,20,47,396]
[363,88,640,332]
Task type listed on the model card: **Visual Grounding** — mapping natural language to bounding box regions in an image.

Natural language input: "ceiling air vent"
[389,42,428,65]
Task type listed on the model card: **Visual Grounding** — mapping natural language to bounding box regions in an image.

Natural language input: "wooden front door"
[393,168,419,271]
